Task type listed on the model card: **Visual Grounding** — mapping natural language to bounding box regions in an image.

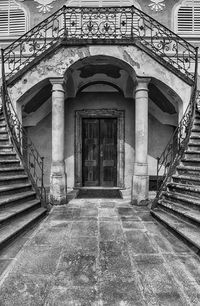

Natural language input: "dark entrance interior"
[82,118,117,187]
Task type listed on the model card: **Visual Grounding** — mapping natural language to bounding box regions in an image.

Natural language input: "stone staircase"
[0,109,47,249]
[151,108,200,254]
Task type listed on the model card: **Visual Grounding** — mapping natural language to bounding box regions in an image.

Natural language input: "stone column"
[132,77,151,205]
[50,78,66,205]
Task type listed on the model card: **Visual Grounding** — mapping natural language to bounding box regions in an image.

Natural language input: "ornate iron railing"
[2,5,198,84]
[155,87,200,196]
[1,51,46,204]
[153,50,199,207]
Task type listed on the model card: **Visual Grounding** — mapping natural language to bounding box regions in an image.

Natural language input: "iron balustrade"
[1,50,46,204]
[155,87,200,203]
[1,5,198,84]
[152,37,199,205]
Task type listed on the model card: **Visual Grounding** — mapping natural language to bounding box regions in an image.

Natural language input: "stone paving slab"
[0,199,200,305]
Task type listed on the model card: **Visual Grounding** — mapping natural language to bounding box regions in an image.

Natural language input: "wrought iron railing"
[1,51,46,204]
[153,55,199,206]
[2,5,198,84]
[155,88,199,194]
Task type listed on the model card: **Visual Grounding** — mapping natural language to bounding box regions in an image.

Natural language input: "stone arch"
[9,45,191,112]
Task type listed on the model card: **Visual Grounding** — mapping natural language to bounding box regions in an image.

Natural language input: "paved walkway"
[0,199,200,305]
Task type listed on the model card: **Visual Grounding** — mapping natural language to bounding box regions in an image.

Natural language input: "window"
[0,0,28,37]
[174,0,200,35]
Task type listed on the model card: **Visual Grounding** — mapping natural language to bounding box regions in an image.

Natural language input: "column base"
[50,162,67,205]
[131,163,149,206]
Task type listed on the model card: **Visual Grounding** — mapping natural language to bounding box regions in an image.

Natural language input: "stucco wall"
[19,0,181,32]
[26,92,174,191]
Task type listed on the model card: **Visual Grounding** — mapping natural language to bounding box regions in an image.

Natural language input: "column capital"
[135,77,151,93]
[50,78,65,93]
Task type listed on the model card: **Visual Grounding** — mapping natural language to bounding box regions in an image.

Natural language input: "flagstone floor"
[0,198,200,305]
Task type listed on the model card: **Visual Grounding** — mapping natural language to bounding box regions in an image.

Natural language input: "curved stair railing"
[1,53,46,205]
[1,5,198,85]
[153,56,199,208]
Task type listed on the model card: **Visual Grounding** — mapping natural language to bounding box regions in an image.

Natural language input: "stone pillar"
[132,77,151,205]
[50,78,66,205]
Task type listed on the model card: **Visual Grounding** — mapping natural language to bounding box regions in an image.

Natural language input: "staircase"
[0,109,46,249]
[0,5,199,254]
[151,105,200,254]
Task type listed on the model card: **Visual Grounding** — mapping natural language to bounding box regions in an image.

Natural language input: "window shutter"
[0,0,27,36]
[194,6,200,32]
[176,0,200,34]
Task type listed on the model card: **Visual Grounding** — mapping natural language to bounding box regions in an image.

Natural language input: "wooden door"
[82,118,117,187]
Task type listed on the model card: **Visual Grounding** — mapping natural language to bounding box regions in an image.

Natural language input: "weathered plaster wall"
[26,92,174,190]
[148,114,175,174]
[19,0,181,32]
[27,113,52,187]
[10,45,191,114]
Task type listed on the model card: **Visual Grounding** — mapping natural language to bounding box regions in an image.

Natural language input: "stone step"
[0,159,21,168]
[0,126,7,133]
[0,152,16,160]
[0,138,10,145]
[181,158,200,167]
[0,133,9,140]
[184,150,200,159]
[193,121,200,126]
[162,190,200,211]
[158,199,200,227]
[0,167,25,176]
[167,182,200,198]
[172,174,200,186]
[0,207,47,249]
[0,145,14,152]
[190,135,200,142]
[151,208,200,253]
[0,117,6,123]
[191,130,200,137]
[187,143,200,151]
[0,199,41,224]
[177,165,200,176]
[0,174,29,186]
[0,183,32,197]
[0,191,37,209]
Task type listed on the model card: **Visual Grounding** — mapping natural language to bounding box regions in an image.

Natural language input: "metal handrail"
[153,50,199,207]
[1,50,46,204]
[1,5,197,84]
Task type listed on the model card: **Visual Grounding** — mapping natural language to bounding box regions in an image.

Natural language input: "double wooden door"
[82,118,117,187]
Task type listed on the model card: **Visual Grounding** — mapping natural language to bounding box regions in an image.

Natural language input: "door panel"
[82,119,99,186]
[100,119,117,187]
[82,118,117,187]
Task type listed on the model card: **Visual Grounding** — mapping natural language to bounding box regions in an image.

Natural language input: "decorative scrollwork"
[2,5,197,85]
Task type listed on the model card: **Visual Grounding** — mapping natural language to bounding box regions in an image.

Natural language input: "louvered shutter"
[0,0,27,36]
[176,0,200,34]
